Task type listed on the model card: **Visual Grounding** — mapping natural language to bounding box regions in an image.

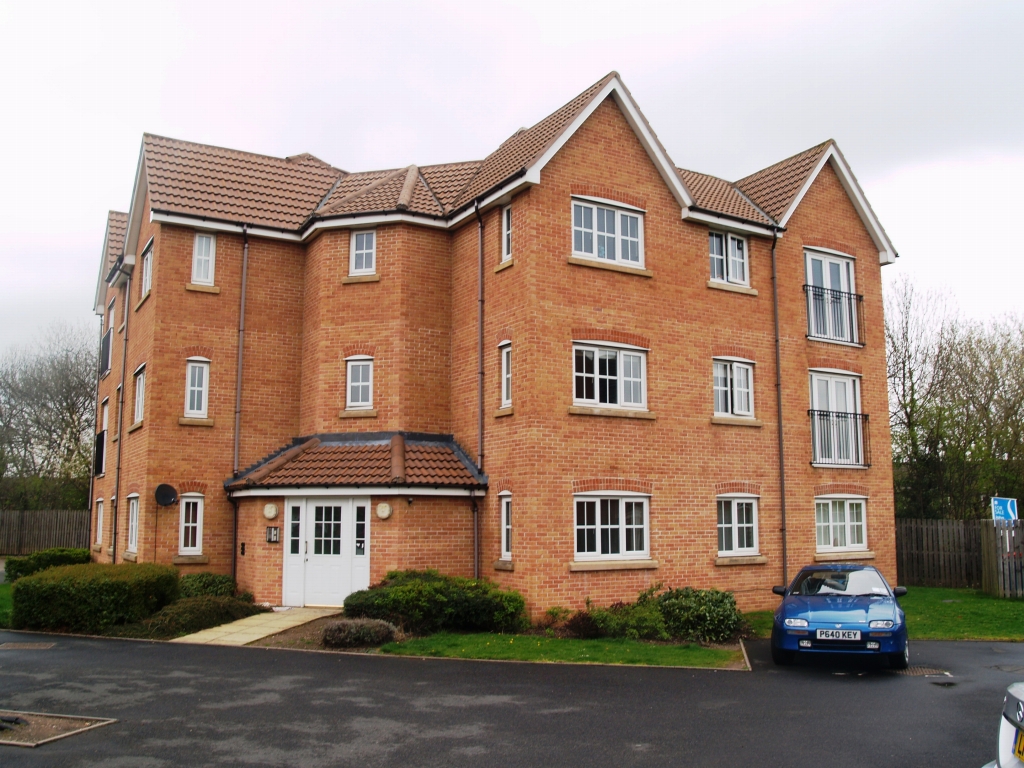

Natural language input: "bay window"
[573,343,646,409]
[574,495,648,560]
[572,199,644,266]
[346,357,373,410]
[180,494,204,555]
[185,358,210,418]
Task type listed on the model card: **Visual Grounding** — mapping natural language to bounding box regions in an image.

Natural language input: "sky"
[0,0,1021,351]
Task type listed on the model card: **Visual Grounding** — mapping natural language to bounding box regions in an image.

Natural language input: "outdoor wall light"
[376,503,393,520]
[263,503,279,520]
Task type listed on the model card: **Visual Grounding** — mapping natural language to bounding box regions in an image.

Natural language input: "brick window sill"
[715,555,768,566]
[123,551,137,562]
[707,280,757,296]
[179,417,214,427]
[173,554,210,564]
[186,283,221,294]
[342,274,380,284]
[495,406,513,418]
[127,420,144,433]
[493,560,514,572]
[569,559,658,572]
[494,259,514,273]
[711,416,763,428]
[814,550,874,562]
[568,406,655,420]
[567,256,653,278]
[134,291,151,312]
[339,409,377,419]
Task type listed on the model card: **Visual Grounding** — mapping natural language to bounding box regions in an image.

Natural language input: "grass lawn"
[744,586,1024,642]
[0,582,10,628]
[380,632,744,668]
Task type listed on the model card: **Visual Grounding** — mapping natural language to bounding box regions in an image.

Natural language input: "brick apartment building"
[90,72,897,614]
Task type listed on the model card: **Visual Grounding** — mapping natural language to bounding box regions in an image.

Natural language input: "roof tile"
[104,210,128,269]
[734,140,832,223]
[677,169,772,225]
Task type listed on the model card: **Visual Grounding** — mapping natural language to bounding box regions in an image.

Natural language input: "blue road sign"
[991,497,1018,521]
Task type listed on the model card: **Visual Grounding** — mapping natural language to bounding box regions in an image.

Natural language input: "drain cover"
[0,643,54,650]
[0,710,115,748]
[893,666,950,677]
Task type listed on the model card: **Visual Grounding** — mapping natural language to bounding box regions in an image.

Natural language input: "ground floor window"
[500,494,512,560]
[717,496,758,555]
[574,495,648,560]
[180,495,204,555]
[95,499,103,545]
[127,496,139,553]
[815,497,866,551]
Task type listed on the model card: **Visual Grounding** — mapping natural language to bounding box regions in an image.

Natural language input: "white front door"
[282,497,371,607]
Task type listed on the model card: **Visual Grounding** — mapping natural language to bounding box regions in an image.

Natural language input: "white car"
[984,682,1024,767]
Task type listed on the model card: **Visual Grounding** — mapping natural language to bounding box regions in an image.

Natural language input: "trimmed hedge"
[5,548,91,582]
[657,587,741,643]
[179,572,235,598]
[11,563,179,632]
[589,601,669,641]
[344,570,527,635]
[322,618,399,648]
[108,596,267,640]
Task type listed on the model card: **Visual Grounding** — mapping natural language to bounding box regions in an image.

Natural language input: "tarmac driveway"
[0,630,1018,767]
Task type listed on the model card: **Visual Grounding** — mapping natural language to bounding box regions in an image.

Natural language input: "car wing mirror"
[893,586,907,597]
[772,585,787,596]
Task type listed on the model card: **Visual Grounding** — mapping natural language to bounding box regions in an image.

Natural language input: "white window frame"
[716,495,759,556]
[500,492,512,560]
[95,499,103,545]
[573,493,650,561]
[133,364,146,424]
[191,232,216,286]
[713,358,754,418]
[185,358,210,418]
[502,205,512,262]
[815,496,867,552]
[500,342,512,408]
[141,244,153,296]
[350,230,376,275]
[127,495,139,554]
[805,249,858,343]
[709,231,749,286]
[809,370,864,465]
[107,299,116,332]
[346,356,374,410]
[571,198,645,267]
[179,494,204,555]
[573,342,647,410]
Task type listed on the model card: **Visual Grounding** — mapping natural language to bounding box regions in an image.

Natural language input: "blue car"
[770,564,909,668]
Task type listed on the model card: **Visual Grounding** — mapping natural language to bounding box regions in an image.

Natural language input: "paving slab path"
[169,606,340,646]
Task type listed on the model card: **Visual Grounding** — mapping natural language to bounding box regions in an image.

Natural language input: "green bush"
[563,609,602,639]
[5,548,91,582]
[344,570,527,635]
[11,563,179,633]
[179,572,235,598]
[322,618,399,648]
[108,596,266,640]
[589,601,669,641]
[657,587,741,643]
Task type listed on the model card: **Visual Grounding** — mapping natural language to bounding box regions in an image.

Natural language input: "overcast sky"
[1,0,1021,352]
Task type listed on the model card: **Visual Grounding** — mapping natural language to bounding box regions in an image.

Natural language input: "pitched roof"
[143,134,345,229]
[734,140,833,223]
[103,210,128,269]
[677,169,772,225]
[226,432,485,491]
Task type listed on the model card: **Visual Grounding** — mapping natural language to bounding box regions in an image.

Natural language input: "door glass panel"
[290,506,301,554]
[811,258,824,287]
[828,261,842,291]
[313,506,342,555]
[355,505,366,556]
[816,378,830,410]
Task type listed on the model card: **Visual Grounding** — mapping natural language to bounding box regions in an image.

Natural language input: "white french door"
[807,253,857,342]
[282,497,370,607]
[810,373,862,465]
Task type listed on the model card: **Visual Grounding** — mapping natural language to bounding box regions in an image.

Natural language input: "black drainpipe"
[111,271,131,564]
[770,227,789,586]
[232,225,250,582]
[474,201,485,473]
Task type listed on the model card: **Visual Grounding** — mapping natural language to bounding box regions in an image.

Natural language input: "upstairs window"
[141,244,153,296]
[192,233,216,286]
[180,494,204,555]
[133,365,146,424]
[572,199,644,267]
[805,250,860,344]
[573,344,646,410]
[346,356,373,409]
[500,343,512,408]
[709,232,748,286]
[351,231,376,275]
[502,206,512,262]
[713,359,754,418]
[185,358,210,418]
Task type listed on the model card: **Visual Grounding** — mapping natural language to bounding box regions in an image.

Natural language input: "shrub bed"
[179,572,236,598]
[322,618,400,648]
[108,596,267,640]
[5,548,91,582]
[344,570,527,634]
[11,563,179,633]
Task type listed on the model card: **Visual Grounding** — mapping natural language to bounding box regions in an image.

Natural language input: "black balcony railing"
[804,285,863,344]
[809,410,870,467]
[99,328,112,376]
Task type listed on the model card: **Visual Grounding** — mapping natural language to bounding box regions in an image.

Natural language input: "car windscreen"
[790,569,890,597]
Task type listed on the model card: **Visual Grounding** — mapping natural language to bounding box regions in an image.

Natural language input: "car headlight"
[784,618,809,627]
[869,620,894,629]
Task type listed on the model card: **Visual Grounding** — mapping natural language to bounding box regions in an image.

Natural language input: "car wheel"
[889,641,909,670]
[771,643,793,666]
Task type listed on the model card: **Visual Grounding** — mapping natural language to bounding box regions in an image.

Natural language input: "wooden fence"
[981,520,1024,598]
[895,518,983,588]
[0,510,90,555]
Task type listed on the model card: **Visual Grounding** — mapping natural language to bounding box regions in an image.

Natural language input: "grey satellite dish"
[154,484,178,506]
